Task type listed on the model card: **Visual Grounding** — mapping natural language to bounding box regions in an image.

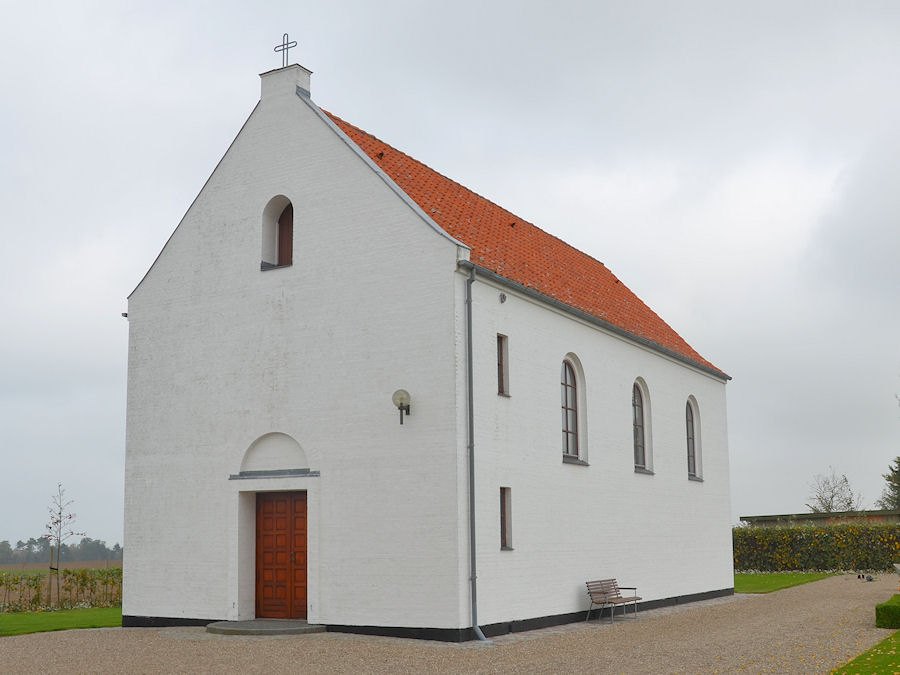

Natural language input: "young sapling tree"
[44,483,84,607]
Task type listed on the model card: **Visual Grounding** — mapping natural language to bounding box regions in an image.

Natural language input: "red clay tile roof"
[324,110,726,378]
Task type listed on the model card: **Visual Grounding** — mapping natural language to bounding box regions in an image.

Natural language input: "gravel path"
[1,574,895,674]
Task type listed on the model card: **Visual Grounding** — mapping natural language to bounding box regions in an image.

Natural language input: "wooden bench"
[585,579,641,623]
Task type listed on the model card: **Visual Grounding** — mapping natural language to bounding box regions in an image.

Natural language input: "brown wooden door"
[256,492,307,619]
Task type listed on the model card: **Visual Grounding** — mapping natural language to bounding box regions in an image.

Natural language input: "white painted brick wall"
[463,277,732,626]
[125,68,466,628]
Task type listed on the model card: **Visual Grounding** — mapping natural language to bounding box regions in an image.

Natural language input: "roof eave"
[458,260,730,382]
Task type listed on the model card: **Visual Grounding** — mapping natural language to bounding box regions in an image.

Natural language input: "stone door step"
[206,619,326,636]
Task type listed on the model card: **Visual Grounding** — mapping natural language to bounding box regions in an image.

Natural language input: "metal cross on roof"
[274,33,297,68]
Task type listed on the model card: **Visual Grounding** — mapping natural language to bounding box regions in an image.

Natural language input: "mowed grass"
[734,572,834,593]
[833,629,900,673]
[0,607,121,637]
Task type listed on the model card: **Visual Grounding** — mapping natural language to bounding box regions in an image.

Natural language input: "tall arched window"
[561,360,578,457]
[261,196,293,270]
[686,398,701,479]
[686,402,696,476]
[632,383,645,469]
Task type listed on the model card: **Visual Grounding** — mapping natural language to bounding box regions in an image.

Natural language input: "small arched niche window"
[261,196,293,270]
[632,379,652,472]
[686,397,701,480]
[561,360,579,458]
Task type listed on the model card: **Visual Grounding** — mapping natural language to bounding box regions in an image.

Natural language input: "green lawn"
[833,629,900,673]
[0,607,121,637]
[734,572,834,593]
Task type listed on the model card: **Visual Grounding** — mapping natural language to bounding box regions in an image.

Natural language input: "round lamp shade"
[392,389,411,408]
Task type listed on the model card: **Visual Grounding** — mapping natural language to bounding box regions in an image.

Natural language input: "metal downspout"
[466,266,489,643]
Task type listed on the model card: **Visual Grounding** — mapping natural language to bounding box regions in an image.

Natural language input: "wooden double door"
[256,491,307,619]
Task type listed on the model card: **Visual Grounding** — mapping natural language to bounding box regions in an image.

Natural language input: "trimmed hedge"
[734,524,900,571]
[876,594,900,628]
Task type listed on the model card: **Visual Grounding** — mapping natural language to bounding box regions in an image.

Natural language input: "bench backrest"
[586,578,622,600]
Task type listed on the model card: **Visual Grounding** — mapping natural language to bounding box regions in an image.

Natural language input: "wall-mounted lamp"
[392,389,411,424]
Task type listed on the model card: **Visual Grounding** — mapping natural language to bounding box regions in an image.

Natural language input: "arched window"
[685,402,696,476]
[261,196,293,270]
[686,398,701,479]
[561,360,578,457]
[632,384,645,469]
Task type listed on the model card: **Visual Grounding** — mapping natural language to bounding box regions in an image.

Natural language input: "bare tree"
[44,483,84,607]
[806,467,864,513]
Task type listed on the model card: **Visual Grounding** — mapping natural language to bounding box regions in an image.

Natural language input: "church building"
[123,61,733,640]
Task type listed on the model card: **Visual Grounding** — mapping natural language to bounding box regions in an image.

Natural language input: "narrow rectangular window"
[500,487,512,549]
[497,334,509,395]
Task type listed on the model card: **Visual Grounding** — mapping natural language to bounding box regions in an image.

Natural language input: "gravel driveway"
[1,574,895,674]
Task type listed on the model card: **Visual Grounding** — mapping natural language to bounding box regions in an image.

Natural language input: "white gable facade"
[123,65,732,640]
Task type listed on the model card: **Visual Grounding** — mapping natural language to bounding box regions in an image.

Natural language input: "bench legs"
[621,599,638,621]
[585,603,611,622]
[585,603,616,623]
[587,601,639,623]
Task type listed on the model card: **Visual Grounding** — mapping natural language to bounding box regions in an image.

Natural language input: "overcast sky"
[1,1,899,548]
